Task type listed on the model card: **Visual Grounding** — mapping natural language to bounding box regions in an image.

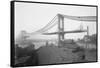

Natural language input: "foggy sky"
[15,2,96,40]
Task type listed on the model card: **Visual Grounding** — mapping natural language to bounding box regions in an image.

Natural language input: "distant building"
[63,39,74,44]
[83,35,91,42]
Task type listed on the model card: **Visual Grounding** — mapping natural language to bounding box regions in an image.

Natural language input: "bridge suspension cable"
[30,14,96,35]
[31,15,58,34]
[41,20,58,33]
[37,19,58,33]
[61,14,96,22]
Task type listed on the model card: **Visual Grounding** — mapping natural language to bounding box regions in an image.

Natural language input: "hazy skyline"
[15,2,96,40]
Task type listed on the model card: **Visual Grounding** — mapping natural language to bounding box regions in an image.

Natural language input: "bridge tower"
[87,26,89,36]
[58,14,64,46]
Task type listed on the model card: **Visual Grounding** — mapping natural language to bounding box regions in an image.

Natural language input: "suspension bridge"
[15,14,97,65]
[21,13,96,46]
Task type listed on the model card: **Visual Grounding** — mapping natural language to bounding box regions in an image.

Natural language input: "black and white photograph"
[11,1,97,67]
